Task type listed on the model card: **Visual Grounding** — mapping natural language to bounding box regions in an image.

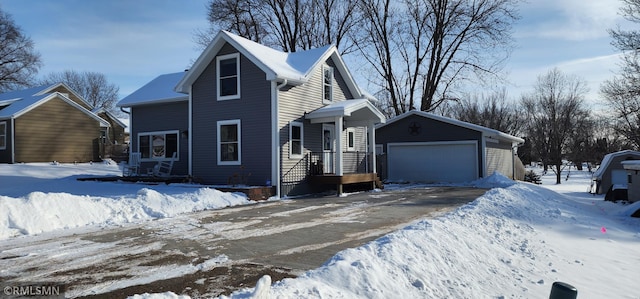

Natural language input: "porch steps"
[375,176,384,189]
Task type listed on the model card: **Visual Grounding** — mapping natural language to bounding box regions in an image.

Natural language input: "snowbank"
[220,176,639,298]
[0,163,253,240]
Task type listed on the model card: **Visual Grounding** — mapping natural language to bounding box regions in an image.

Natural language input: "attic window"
[217,53,240,100]
[323,65,333,103]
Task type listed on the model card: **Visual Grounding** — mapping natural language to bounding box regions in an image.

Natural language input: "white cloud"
[516,0,624,41]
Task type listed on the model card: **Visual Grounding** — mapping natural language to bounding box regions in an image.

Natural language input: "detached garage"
[376,111,524,183]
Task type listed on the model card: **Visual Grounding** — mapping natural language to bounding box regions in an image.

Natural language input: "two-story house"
[119,31,385,197]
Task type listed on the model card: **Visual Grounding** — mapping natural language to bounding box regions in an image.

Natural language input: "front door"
[322,124,335,174]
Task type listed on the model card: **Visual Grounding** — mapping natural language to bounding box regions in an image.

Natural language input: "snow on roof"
[175,31,361,96]
[305,99,386,124]
[118,72,188,107]
[0,85,62,119]
[593,150,640,179]
[377,110,524,144]
[0,84,110,127]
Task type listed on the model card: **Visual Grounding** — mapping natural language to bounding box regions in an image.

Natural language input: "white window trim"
[322,65,333,104]
[346,128,355,152]
[217,119,242,165]
[289,121,304,159]
[137,130,180,161]
[216,53,241,101]
[0,121,6,150]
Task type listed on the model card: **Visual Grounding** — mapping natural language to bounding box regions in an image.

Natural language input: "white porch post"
[335,116,344,176]
[368,122,376,174]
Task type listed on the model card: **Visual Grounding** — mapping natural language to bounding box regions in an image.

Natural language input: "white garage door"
[387,141,479,183]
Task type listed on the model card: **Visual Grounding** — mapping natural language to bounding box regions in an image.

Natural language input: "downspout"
[273,79,288,198]
[11,118,15,163]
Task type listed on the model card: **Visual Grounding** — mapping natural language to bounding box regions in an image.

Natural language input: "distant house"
[119,31,385,196]
[621,160,640,202]
[0,83,111,163]
[375,111,524,183]
[591,150,640,195]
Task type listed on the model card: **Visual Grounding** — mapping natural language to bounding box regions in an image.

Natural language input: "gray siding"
[486,141,514,179]
[278,57,356,195]
[131,101,189,175]
[191,42,272,185]
[0,120,12,163]
[376,114,484,178]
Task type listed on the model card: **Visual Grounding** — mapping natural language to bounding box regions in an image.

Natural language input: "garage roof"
[378,110,524,144]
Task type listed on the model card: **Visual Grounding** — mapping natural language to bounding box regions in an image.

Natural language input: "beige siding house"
[0,83,111,163]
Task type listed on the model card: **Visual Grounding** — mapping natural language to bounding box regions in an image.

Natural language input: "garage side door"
[387,141,478,183]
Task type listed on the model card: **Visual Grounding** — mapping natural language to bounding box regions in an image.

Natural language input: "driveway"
[0,186,486,298]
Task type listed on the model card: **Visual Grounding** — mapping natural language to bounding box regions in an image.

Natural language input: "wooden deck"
[309,173,383,194]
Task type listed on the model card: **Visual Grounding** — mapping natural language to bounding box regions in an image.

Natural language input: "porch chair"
[149,152,177,177]
[122,152,142,176]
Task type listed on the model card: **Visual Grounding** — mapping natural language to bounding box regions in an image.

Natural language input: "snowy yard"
[1,162,639,298]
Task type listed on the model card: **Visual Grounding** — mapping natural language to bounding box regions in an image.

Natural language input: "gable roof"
[377,110,524,144]
[175,30,362,98]
[118,72,188,107]
[93,107,128,128]
[593,150,640,179]
[0,84,110,127]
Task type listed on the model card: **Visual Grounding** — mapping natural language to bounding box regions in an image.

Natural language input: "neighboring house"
[117,72,189,176]
[591,150,640,195]
[94,107,128,161]
[0,83,111,163]
[621,160,640,202]
[120,31,386,196]
[375,111,524,183]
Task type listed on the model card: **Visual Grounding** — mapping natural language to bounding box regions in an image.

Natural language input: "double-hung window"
[217,119,241,165]
[289,122,303,158]
[323,65,333,103]
[0,121,6,150]
[138,131,178,160]
[217,53,240,100]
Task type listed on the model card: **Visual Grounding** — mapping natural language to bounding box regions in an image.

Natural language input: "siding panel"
[192,43,272,185]
[14,97,101,163]
[131,101,189,175]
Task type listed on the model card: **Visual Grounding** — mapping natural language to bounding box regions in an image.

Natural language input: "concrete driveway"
[0,186,486,298]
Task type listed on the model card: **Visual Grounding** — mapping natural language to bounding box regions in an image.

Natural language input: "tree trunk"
[555,164,562,184]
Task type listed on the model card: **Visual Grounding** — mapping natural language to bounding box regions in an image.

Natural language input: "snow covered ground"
[1,162,639,298]
[0,161,253,240]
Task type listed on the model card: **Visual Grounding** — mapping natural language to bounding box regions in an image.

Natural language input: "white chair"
[122,152,141,176]
[150,152,177,177]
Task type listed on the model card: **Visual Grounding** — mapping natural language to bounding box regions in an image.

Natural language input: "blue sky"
[0,0,629,107]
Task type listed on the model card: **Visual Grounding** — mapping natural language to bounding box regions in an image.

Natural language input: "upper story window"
[217,119,241,165]
[323,65,333,103]
[289,122,303,158]
[138,131,179,160]
[0,121,6,150]
[217,53,241,100]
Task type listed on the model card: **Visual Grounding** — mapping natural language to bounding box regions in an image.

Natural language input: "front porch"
[299,98,386,195]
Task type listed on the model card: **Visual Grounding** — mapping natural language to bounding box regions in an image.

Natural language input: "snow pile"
[222,183,639,298]
[0,163,253,240]
[0,188,250,240]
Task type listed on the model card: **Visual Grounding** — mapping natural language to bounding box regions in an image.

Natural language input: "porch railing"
[281,151,374,184]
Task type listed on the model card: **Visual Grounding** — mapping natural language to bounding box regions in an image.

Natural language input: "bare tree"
[196,0,363,54]
[358,0,520,115]
[521,68,590,184]
[0,7,41,92]
[447,89,523,136]
[39,70,119,112]
[601,0,640,148]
